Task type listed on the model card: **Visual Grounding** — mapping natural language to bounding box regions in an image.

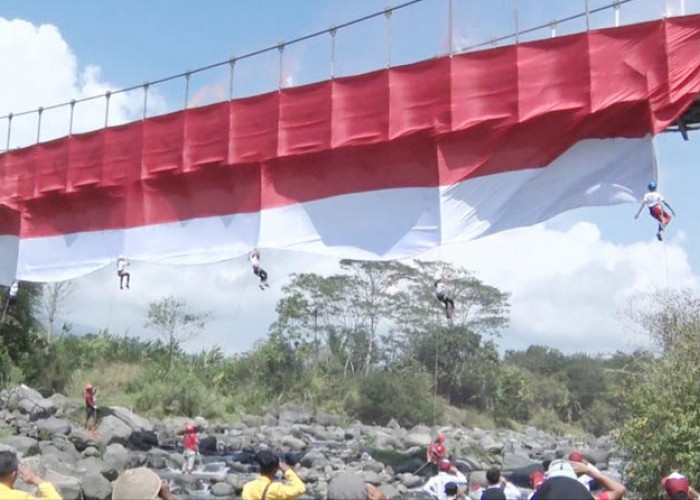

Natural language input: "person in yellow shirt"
[0,451,61,500]
[242,450,306,500]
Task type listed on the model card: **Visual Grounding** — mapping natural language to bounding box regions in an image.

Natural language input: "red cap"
[530,470,545,490]
[439,460,451,472]
[185,423,195,433]
[568,451,584,463]
[663,472,689,497]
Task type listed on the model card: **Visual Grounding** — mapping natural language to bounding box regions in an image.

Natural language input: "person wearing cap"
[635,181,676,241]
[423,460,468,500]
[242,450,305,500]
[570,461,625,500]
[661,471,700,500]
[182,423,199,474]
[445,482,468,499]
[527,470,545,500]
[567,451,595,490]
[427,433,448,470]
[326,471,387,500]
[531,459,594,500]
[0,450,61,500]
[112,467,176,500]
[83,383,98,430]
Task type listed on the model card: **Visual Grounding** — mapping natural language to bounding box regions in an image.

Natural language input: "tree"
[618,289,700,498]
[40,280,77,342]
[145,296,209,370]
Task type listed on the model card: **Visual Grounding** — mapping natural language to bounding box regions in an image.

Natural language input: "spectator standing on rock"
[182,423,199,474]
[424,460,468,500]
[427,433,447,473]
[242,450,306,500]
[0,450,61,500]
[83,383,98,430]
[327,471,387,500]
[112,467,176,500]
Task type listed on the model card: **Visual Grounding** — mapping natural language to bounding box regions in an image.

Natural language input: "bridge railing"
[0,0,697,152]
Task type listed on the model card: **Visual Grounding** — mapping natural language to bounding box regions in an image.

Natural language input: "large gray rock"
[108,407,153,432]
[81,471,112,500]
[399,473,423,488]
[40,442,79,467]
[44,470,83,500]
[0,436,39,456]
[48,393,82,419]
[75,457,106,478]
[240,414,264,428]
[502,452,535,470]
[37,417,72,437]
[211,482,235,497]
[278,405,312,426]
[97,416,132,446]
[103,443,130,474]
[282,435,306,451]
[405,425,432,447]
[314,411,341,427]
[69,428,98,452]
[10,385,57,422]
[300,450,327,469]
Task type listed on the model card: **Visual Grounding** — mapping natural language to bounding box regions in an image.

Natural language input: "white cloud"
[0,18,164,148]
[429,221,697,354]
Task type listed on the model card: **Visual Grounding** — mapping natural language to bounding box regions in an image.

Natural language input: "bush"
[348,369,439,426]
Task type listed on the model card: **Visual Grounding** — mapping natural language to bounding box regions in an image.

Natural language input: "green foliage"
[618,289,700,499]
[348,369,439,426]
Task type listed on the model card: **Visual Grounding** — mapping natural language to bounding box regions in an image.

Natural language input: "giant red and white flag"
[2,16,700,284]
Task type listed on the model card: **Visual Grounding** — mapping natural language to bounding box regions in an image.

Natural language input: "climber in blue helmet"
[635,181,676,241]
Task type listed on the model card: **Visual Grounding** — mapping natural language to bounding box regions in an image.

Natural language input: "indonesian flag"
[2,16,700,284]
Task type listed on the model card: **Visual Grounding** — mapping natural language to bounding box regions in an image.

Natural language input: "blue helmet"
[647,181,657,191]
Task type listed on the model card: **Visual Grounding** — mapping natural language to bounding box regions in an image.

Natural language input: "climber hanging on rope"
[248,249,270,290]
[635,181,676,241]
[117,255,131,289]
[7,280,18,311]
[434,276,455,320]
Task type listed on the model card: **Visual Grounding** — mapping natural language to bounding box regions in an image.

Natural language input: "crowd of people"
[2,428,698,500]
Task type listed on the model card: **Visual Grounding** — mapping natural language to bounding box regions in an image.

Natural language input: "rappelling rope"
[105,272,118,333]
[433,313,440,426]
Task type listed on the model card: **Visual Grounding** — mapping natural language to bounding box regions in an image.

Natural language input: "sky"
[1,0,700,356]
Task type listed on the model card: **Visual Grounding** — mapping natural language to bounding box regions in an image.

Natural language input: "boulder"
[300,449,327,469]
[240,415,264,428]
[314,411,341,427]
[81,446,100,458]
[502,452,535,470]
[0,436,39,456]
[40,443,79,467]
[75,457,106,478]
[37,417,72,437]
[199,435,217,454]
[103,443,130,474]
[44,470,83,500]
[278,405,312,426]
[194,416,208,431]
[362,470,382,485]
[108,407,153,432]
[211,482,235,497]
[48,394,81,419]
[128,430,159,451]
[378,483,400,499]
[282,435,306,451]
[81,471,112,500]
[69,428,98,452]
[405,426,432,447]
[97,416,132,446]
[399,473,423,488]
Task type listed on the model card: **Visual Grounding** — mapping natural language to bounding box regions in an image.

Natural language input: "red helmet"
[85,383,93,390]
[185,423,195,433]
[530,470,545,490]
[437,433,446,442]
[439,460,451,472]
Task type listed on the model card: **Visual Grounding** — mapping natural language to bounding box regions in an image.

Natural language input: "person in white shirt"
[117,255,130,290]
[434,277,455,319]
[635,181,676,241]
[423,460,468,500]
[248,249,269,290]
[6,280,19,312]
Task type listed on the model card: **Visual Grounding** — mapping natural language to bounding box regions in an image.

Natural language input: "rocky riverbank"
[0,384,623,499]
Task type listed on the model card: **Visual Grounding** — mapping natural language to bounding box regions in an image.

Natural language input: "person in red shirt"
[182,423,199,474]
[84,383,98,430]
[426,433,447,474]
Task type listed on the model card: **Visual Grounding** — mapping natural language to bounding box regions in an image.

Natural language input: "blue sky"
[1,0,699,355]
